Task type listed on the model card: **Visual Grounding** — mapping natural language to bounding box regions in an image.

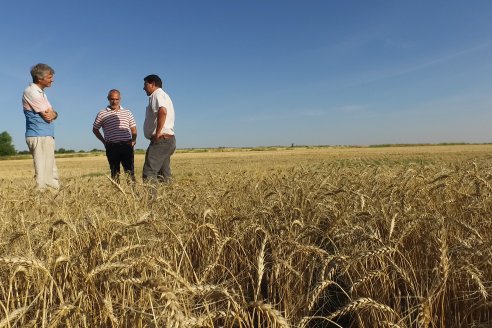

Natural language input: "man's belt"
[106,140,132,145]
[158,134,174,139]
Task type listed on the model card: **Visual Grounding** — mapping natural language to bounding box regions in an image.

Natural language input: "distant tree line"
[0,131,100,157]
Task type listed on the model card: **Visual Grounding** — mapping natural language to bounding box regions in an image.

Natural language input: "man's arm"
[23,90,57,122]
[130,126,137,147]
[152,107,167,142]
[39,108,58,123]
[92,127,106,147]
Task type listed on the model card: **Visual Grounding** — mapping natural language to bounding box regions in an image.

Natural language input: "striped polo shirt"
[93,106,136,142]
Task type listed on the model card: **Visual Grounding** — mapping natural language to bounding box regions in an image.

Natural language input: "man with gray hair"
[22,63,59,190]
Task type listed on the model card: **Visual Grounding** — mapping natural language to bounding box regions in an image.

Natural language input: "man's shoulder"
[96,107,111,116]
[151,88,167,98]
[153,88,172,105]
[23,83,42,96]
[121,107,135,114]
[158,88,170,98]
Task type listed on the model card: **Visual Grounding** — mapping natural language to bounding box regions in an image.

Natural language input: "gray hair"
[30,63,55,83]
[107,89,121,97]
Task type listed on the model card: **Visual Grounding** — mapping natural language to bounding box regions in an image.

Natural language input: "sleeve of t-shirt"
[22,89,51,113]
[93,112,103,129]
[129,112,136,128]
[155,93,168,111]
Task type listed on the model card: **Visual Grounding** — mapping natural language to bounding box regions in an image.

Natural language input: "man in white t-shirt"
[142,74,176,183]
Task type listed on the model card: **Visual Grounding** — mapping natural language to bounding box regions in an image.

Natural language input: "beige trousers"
[26,136,59,190]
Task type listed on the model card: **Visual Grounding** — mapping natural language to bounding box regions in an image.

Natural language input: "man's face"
[108,92,121,109]
[143,81,154,96]
[38,73,54,89]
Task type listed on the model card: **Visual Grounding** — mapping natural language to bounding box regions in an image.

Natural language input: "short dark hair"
[144,74,162,88]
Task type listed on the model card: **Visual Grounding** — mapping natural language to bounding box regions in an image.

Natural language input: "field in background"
[0,145,491,327]
[2,144,492,181]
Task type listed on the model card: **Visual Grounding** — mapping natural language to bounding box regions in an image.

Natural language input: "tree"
[56,148,75,154]
[0,131,16,156]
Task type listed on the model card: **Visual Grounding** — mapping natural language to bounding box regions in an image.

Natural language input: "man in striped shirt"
[92,89,137,182]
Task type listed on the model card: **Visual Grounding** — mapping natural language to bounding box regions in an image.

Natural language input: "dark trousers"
[105,142,135,181]
[142,136,176,183]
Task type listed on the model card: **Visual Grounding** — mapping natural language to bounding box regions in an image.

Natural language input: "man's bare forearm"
[40,108,57,122]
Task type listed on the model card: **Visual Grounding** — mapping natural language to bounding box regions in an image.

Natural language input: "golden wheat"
[0,147,491,327]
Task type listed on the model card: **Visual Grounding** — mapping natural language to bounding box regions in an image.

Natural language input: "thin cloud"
[347,40,492,87]
[336,105,367,113]
[299,109,327,117]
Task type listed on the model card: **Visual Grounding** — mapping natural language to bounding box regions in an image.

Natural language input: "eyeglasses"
[109,98,120,101]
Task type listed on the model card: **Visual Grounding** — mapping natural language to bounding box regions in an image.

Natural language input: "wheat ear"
[250,301,289,328]
[327,297,397,320]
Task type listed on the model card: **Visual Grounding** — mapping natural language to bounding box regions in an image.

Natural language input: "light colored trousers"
[26,136,59,190]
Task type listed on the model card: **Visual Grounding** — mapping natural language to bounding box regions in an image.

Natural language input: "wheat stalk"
[349,270,385,294]
[417,297,432,328]
[460,264,489,300]
[249,301,289,328]
[160,291,186,328]
[255,235,268,301]
[327,297,398,320]
[85,262,127,281]
[352,247,396,265]
[0,256,49,274]
[437,223,450,288]
[0,306,29,328]
[103,294,118,327]
[108,244,146,262]
[308,279,341,311]
[47,303,76,328]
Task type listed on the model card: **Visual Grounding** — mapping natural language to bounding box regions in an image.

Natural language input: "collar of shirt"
[148,88,162,98]
[30,83,45,95]
[106,106,124,111]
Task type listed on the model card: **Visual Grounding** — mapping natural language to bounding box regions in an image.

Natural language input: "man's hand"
[151,133,161,143]
[40,108,57,123]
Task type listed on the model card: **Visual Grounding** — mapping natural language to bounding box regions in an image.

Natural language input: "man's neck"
[35,82,45,90]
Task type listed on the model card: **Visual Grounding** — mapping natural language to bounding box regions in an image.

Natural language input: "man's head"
[31,63,55,89]
[107,89,121,110]
[143,74,162,96]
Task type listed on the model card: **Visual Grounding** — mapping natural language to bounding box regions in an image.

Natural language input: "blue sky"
[1,1,492,151]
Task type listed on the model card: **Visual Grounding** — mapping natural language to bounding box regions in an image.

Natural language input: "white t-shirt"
[143,88,175,139]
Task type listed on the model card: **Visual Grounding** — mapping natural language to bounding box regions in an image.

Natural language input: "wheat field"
[0,145,491,327]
